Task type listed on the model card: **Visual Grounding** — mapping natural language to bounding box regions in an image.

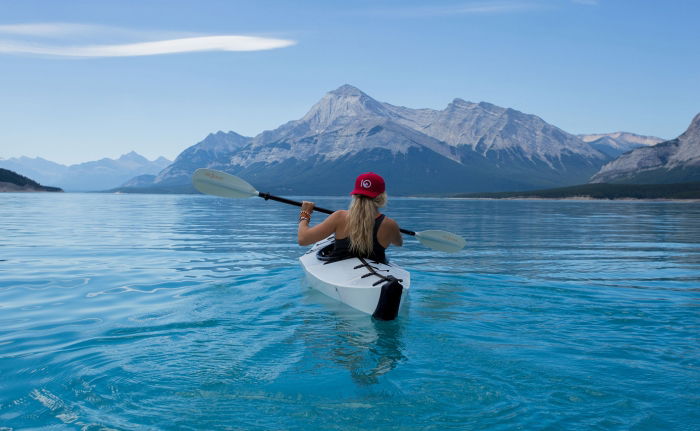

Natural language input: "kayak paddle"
[192,168,466,253]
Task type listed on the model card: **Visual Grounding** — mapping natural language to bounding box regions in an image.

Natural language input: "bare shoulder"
[383,216,400,230]
[325,210,348,227]
[329,209,347,221]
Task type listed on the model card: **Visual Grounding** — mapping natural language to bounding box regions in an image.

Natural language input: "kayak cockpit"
[300,236,410,320]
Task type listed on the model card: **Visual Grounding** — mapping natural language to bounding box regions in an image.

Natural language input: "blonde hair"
[347,192,387,256]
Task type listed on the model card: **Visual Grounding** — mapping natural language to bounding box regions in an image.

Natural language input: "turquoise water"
[1,193,699,430]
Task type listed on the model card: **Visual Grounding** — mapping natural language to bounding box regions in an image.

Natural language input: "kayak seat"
[317,238,387,265]
[316,242,337,261]
[317,241,353,264]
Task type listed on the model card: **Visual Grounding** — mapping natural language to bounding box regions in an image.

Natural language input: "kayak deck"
[299,236,410,319]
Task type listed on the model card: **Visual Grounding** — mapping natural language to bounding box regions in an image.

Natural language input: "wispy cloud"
[0,36,296,57]
[0,23,100,36]
[571,0,599,5]
[370,1,541,17]
[0,23,296,57]
[0,23,192,40]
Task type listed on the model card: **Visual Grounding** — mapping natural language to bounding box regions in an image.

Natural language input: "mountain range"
[7,85,694,195]
[0,152,171,192]
[590,113,700,184]
[125,85,629,195]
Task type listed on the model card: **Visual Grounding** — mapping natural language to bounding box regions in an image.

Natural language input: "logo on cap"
[351,172,385,198]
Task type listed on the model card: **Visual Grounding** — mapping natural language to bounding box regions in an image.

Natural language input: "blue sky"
[1,0,698,165]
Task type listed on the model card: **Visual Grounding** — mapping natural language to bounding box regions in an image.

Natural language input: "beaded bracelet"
[299,210,311,223]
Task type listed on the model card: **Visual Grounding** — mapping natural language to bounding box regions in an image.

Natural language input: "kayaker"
[297,172,403,263]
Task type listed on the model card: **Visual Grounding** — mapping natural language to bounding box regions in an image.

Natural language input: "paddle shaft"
[258,192,416,236]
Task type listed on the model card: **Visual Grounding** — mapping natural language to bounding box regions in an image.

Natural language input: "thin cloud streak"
[0,23,181,39]
[0,35,296,57]
[0,23,96,36]
[0,23,296,57]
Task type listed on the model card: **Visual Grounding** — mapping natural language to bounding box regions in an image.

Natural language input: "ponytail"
[347,192,387,256]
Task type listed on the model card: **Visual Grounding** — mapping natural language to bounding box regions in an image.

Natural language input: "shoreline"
[3,190,699,203]
[447,196,700,203]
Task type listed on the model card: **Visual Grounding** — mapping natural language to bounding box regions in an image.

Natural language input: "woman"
[297,172,402,263]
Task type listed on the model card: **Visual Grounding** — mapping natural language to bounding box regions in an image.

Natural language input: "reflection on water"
[299,284,407,386]
[331,314,406,386]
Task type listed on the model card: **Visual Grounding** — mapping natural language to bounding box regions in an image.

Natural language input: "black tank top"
[329,214,387,264]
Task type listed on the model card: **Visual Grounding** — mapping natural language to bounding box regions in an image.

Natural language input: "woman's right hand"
[301,201,315,214]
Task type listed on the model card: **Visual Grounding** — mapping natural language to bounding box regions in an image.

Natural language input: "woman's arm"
[377,216,403,248]
[297,201,340,246]
[387,217,403,247]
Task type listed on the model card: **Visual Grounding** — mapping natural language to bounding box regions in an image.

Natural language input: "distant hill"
[0,152,171,192]
[455,182,700,200]
[146,131,253,190]
[0,168,62,192]
[119,84,613,195]
[589,113,700,184]
[578,132,663,158]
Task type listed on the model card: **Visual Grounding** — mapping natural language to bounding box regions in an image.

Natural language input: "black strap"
[357,256,402,286]
[373,214,385,236]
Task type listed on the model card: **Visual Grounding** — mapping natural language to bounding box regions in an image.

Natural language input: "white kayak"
[299,236,410,320]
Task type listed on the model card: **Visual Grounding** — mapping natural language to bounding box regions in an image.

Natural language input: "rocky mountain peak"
[328,84,367,97]
[446,98,474,109]
[680,113,700,141]
[118,151,148,163]
[199,130,250,148]
[300,84,391,130]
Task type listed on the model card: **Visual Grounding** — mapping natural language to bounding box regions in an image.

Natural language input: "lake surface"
[1,193,699,430]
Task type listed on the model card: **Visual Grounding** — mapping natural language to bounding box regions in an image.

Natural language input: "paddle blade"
[415,230,466,253]
[192,168,258,199]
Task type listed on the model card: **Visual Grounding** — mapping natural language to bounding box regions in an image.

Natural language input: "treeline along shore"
[0,168,63,192]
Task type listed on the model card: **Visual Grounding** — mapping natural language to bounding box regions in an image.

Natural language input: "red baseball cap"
[351,172,385,198]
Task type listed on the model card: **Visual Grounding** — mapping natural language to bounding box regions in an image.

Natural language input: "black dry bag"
[372,277,403,321]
